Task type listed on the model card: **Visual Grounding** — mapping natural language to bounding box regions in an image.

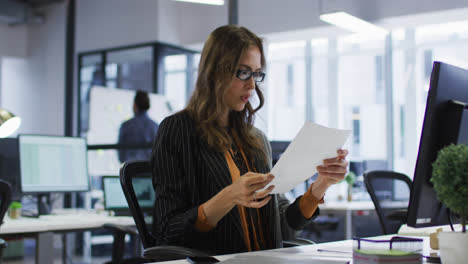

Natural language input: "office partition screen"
[19,135,89,193]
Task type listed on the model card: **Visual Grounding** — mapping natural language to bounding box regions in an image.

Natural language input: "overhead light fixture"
[320,12,387,35]
[0,108,21,138]
[173,0,224,5]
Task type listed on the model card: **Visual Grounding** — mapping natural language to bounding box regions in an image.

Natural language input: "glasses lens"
[237,70,251,80]
[253,72,265,82]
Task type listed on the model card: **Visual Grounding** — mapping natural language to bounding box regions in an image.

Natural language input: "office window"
[393,20,468,177]
[310,38,329,127]
[337,34,387,161]
[105,63,118,88]
[267,41,306,140]
[106,47,153,92]
[79,54,103,134]
[164,54,188,111]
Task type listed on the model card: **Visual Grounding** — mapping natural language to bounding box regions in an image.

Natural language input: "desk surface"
[320,200,408,211]
[0,209,135,235]
[152,235,436,264]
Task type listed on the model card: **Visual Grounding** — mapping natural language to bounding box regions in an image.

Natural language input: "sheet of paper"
[269,122,351,194]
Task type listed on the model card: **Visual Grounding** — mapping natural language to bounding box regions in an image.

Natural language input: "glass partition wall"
[78,42,198,139]
[78,43,198,186]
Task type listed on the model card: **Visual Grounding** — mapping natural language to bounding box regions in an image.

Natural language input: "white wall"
[0,3,65,136]
[0,24,28,58]
[75,0,160,52]
[0,24,28,106]
[0,57,37,135]
[27,3,66,135]
[75,0,227,50]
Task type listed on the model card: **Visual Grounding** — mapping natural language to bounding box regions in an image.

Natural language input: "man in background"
[118,91,159,163]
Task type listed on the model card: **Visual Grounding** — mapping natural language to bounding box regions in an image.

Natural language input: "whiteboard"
[87,86,173,176]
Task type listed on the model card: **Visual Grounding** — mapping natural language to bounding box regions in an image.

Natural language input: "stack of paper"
[353,249,422,264]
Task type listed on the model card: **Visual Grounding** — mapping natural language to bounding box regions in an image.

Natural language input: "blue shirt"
[118,111,159,163]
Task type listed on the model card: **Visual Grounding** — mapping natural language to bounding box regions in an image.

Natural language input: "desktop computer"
[407,61,467,228]
[18,135,90,215]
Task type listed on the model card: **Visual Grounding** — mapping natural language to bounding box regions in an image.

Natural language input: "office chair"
[363,170,412,235]
[120,160,211,262]
[0,180,12,262]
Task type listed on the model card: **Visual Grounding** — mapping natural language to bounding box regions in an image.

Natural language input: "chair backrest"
[120,160,155,248]
[363,170,412,235]
[0,179,12,226]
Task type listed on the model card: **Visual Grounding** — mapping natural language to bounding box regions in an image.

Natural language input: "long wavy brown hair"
[185,25,266,161]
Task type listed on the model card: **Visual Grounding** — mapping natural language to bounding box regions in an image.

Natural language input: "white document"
[269,122,351,194]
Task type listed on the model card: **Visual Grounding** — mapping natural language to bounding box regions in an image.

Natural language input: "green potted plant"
[8,201,22,219]
[431,144,468,264]
[345,171,356,202]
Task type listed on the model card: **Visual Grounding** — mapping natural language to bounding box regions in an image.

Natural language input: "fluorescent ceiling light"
[174,0,224,5]
[320,12,387,35]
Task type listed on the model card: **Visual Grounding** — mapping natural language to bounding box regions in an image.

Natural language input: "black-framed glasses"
[236,69,266,83]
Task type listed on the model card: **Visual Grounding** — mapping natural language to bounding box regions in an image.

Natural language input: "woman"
[151,25,348,255]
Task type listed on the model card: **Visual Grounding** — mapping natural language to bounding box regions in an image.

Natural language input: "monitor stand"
[37,193,51,215]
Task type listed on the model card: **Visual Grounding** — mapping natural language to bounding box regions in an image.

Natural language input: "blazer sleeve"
[151,115,199,246]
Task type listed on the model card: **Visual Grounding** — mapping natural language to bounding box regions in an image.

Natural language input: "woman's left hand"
[316,149,349,186]
[310,149,349,199]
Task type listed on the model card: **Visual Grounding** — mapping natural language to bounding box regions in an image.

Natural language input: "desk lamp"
[0,108,21,138]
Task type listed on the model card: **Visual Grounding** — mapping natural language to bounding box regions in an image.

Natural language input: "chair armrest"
[103,223,138,235]
[283,237,315,247]
[143,245,210,261]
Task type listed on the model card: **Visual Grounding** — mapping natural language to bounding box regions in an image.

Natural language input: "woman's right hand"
[228,172,275,208]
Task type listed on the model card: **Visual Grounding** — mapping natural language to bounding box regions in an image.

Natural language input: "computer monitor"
[102,176,154,214]
[19,135,90,214]
[270,141,290,166]
[407,61,468,227]
[103,176,128,212]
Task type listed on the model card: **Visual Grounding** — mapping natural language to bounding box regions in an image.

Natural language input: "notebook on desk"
[102,176,155,217]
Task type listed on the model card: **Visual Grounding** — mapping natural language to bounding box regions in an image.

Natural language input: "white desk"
[0,209,135,264]
[319,200,408,239]
[152,235,436,264]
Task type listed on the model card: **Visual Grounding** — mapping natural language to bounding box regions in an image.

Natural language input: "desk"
[152,235,436,264]
[0,209,135,264]
[319,200,408,239]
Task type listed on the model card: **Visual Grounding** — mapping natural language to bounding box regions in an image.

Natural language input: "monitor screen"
[19,135,90,193]
[103,176,154,211]
[407,61,468,227]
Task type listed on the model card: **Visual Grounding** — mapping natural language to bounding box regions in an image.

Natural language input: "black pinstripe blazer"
[151,111,319,255]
